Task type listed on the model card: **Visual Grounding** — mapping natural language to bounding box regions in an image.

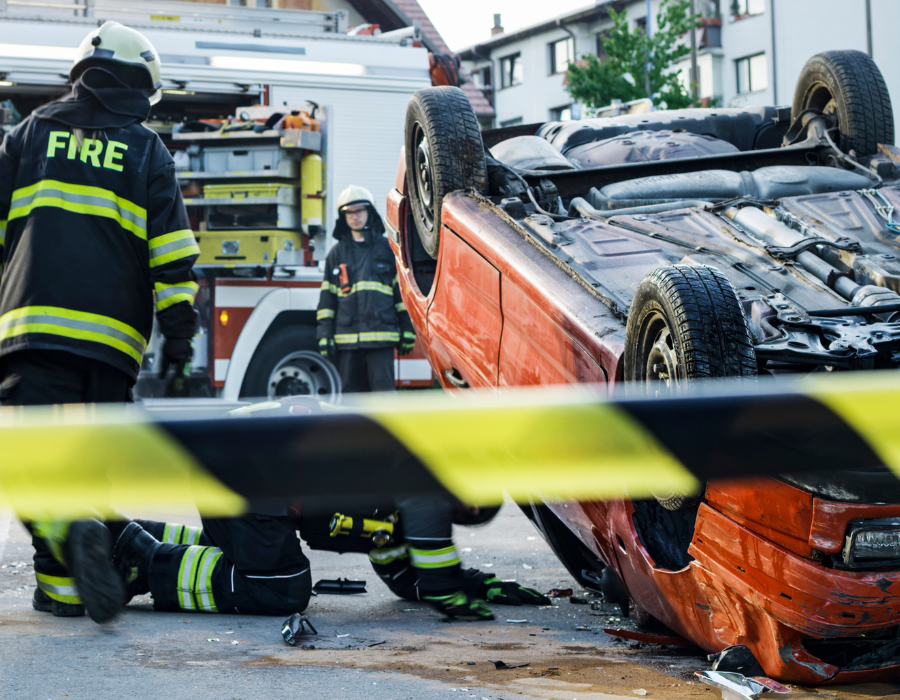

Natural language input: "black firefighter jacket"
[316,209,413,351]
[0,68,199,380]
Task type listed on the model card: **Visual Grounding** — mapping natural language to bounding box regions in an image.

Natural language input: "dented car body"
[385,51,900,682]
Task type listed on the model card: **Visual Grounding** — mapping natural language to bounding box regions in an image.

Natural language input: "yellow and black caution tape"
[0,372,896,520]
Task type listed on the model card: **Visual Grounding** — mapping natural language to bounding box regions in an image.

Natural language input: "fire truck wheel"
[405,86,487,260]
[241,327,341,401]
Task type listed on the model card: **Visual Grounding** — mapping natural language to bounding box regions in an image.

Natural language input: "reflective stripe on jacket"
[316,233,413,351]
[0,117,199,378]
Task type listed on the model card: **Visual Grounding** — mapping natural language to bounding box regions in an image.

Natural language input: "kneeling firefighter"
[109,399,546,619]
[316,186,416,393]
[0,22,200,623]
[123,500,547,620]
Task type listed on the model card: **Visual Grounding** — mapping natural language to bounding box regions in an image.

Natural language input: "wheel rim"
[266,351,341,402]
[637,311,680,396]
[412,122,435,233]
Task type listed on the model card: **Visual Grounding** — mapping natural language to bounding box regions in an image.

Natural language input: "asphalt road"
[0,503,896,700]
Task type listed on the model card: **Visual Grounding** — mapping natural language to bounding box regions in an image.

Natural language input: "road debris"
[696,671,791,700]
[281,613,318,647]
[633,689,648,696]
[505,619,528,623]
[488,660,529,669]
[546,588,573,598]
[570,596,589,604]
[312,578,366,595]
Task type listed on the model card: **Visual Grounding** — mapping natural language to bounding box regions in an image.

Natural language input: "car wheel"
[240,326,341,401]
[624,265,756,510]
[519,501,605,593]
[404,86,487,259]
[793,50,894,156]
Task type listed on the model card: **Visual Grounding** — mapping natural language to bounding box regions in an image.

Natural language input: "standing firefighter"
[316,185,415,392]
[0,22,199,623]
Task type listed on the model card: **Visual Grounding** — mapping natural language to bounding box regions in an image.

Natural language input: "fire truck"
[0,0,436,399]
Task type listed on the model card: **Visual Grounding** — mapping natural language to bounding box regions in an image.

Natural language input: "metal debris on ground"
[505,619,528,623]
[489,660,529,669]
[695,671,791,700]
[312,578,367,595]
[546,588,573,598]
[570,596,589,604]
[281,613,318,646]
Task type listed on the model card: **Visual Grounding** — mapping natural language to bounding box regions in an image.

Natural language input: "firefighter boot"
[64,520,126,624]
[112,522,160,598]
[32,586,85,617]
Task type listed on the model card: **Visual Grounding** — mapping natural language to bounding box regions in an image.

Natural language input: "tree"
[565,0,701,112]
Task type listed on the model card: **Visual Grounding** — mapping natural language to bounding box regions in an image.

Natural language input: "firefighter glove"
[477,576,551,606]
[398,331,416,356]
[423,591,494,620]
[162,337,193,363]
[319,336,336,363]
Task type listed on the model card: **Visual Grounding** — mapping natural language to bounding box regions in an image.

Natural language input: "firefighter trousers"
[139,515,311,616]
[337,347,396,393]
[0,350,132,607]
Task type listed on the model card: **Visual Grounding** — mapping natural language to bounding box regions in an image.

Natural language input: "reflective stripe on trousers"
[35,572,81,605]
[177,545,223,612]
[0,306,147,364]
[162,523,203,546]
[408,545,461,569]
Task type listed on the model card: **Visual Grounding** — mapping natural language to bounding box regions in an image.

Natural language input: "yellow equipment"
[329,513,394,547]
[301,153,324,236]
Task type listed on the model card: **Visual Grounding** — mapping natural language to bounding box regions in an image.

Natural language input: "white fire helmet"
[71,21,163,105]
[336,185,375,213]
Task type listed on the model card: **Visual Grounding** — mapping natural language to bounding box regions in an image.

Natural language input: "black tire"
[625,265,755,511]
[792,50,894,156]
[519,501,604,593]
[624,264,757,389]
[240,326,341,401]
[405,86,487,259]
[654,492,703,513]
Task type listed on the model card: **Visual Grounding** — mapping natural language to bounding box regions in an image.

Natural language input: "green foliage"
[565,0,701,112]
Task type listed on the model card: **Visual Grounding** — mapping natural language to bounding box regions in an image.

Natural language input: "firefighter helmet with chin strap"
[336,185,375,214]
[71,21,163,105]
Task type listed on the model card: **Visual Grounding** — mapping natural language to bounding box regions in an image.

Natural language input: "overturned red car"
[385,50,900,683]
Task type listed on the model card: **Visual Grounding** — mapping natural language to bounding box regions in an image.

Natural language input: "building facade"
[460,0,900,139]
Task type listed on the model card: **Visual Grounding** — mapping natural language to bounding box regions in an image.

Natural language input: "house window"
[500,53,523,88]
[500,116,523,127]
[635,16,648,32]
[549,37,573,75]
[596,31,609,59]
[731,0,764,16]
[550,105,573,121]
[736,53,767,94]
[472,66,490,89]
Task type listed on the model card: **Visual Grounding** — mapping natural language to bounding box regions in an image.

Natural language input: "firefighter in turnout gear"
[0,22,200,623]
[316,185,415,392]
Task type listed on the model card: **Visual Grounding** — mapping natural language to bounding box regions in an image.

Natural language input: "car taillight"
[842,519,900,568]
